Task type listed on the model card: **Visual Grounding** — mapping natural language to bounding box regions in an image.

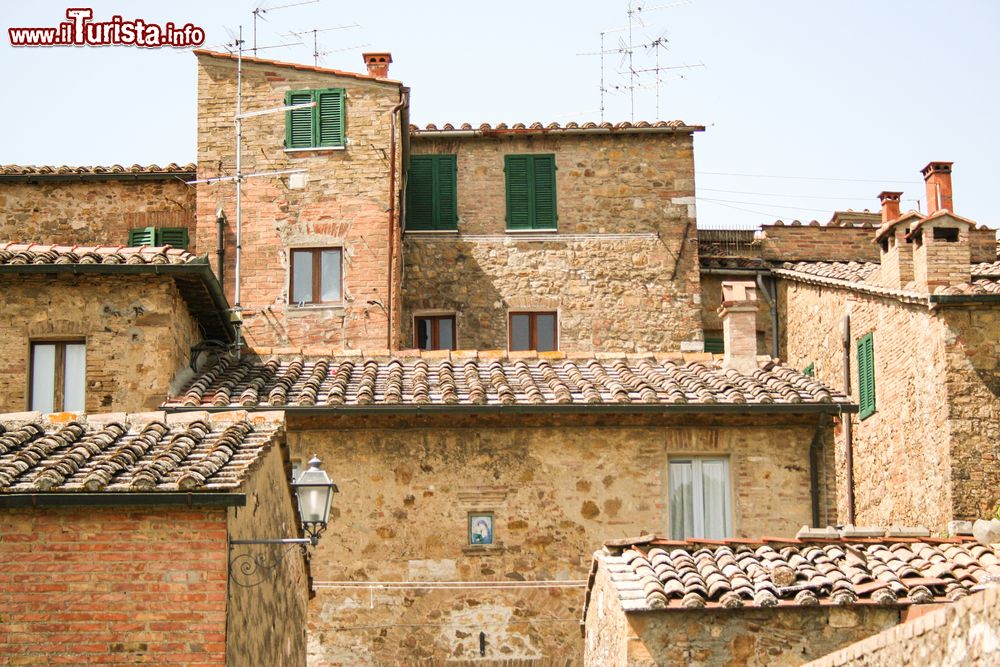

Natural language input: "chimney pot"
[921,161,954,215]
[718,281,759,374]
[362,52,392,79]
[878,191,903,225]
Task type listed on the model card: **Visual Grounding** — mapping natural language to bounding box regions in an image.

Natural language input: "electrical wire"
[697,170,921,185]
[699,187,879,202]
[696,197,835,214]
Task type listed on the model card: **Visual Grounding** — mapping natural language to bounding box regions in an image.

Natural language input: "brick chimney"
[718,281,759,374]
[878,191,902,225]
[362,52,392,79]
[922,161,954,214]
[876,191,913,288]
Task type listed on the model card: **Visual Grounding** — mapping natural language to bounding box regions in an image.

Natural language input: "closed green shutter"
[128,227,156,246]
[407,156,436,230]
[704,336,724,354]
[857,333,876,420]
[316,89,344,147]
[435,155,457,229]
[505,154,557,230]
[156,227,189,249]
[286,91,314,148]
[803,362,815,377]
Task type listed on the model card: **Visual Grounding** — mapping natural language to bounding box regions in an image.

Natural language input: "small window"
[803,362,815,377]
[669,458,731,540]
[285,88,345,149]
[415,315,456,351]
[933,227,959,242]
[505,154,557,230]
[290,248,342,305]
[913,230,923,248]
[407,155,458,231]
[704,334,724,354]
[30,341,86,413]
[857,332,876,420]
[128,227,189,249]
[508,312,557,352]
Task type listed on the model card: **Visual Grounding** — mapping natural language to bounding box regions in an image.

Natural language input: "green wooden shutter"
[857,333,876,420]
[803,362,815,377]
[286,91,314,148]
[128,227,156,246]
[704,336,724,354]
[435,155,457,230]
[316,89,344,147]
[505,155,532,229]
[156,227,189,249]
[407,156,435,230]
[531,154,557,229]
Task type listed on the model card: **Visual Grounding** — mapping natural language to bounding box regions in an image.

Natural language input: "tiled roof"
[781,261,879,284]
[935,280,1000,296]
[164,352,850,410]
[193,49,402,85]
[0,243,198,266]
[590,531,1000,613]
[0,411,283,493]
[777,260,1000,299]
[410,120,703,136]
[0,163,195,176]
[973,261,1000,276]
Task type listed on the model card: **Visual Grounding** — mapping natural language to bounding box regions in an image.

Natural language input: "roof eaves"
[194,49,403,86]
[773,267,930,305]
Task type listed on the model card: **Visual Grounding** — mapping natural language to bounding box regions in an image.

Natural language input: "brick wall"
[196,53,404,350]
[0,506,229,666]
[0,179,195,249]
[0,274,201,414]
[401,132,702,352]
[912,220,972,292]
[584,564,900,667]
[286,411,832,665]
[226,427,309,667]
[805,586,1000,667]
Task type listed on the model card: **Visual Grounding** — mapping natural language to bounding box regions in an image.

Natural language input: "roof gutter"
[699,267,768,276]
[0,259,235,342]
[929,294,1000,305]
[163,402,858,416]
[0,492,246,509]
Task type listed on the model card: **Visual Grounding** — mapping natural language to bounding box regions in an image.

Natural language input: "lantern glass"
[294,457,334,528]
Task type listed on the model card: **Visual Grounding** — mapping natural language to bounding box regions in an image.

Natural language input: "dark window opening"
[415,315,456,350]
[880,238,889,252]
[933,227,960,242]
[913,230,923,248]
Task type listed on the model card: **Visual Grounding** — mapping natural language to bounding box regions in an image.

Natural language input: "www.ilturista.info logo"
[8,8,206,48]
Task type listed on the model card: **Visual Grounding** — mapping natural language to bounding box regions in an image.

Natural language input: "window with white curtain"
[30,341,86,413]
[669,458,731,540]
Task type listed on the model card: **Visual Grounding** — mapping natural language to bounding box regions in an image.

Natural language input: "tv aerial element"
[251,0,319,55]
[283,24,361,66]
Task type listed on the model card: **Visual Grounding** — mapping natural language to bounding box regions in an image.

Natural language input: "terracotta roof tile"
[165,353,849,410]
[0,163,195,176]
[592,532,999,613]
[781,261,879,283]
[0,412,282,493]
[778,260,1000,299]
[0,243,198,266]
[409,120,703,136]
[194,49,401,85]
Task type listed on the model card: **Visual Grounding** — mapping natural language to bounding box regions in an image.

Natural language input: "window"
[415,315,456,351]
[407,155,457,231]
[285,88,345,149]
[290,248,342,305]
[703,334,724,354]
[508,312,557,352]
[30,341,86,413]
[669,458,731,540]
[128,227,189,249]
[505,154,557,230]
[803,362,815,377]
[857,332,876,420]
[933,227,959,242]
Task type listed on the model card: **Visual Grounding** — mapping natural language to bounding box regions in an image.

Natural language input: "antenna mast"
[283,25,361,66]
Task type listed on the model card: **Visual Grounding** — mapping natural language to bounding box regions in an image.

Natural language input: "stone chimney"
[362,52,392,78]
[718,281,759,374]
[876,191,913,288]
[922,161,954,214]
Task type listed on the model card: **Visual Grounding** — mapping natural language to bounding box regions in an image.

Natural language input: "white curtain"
[31,344,56,413]
[63,344,86,412]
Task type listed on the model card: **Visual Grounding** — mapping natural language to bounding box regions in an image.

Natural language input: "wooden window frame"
[28,339,86,412]
[406,154,458,231]
[414,314,457,351]
[285,88,346,149]
[507,311,558,352]
[857,332,876,420]
[289,247,343,306]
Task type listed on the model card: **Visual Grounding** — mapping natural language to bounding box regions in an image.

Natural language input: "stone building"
[0,410,308,666]
[583,530,1000,666]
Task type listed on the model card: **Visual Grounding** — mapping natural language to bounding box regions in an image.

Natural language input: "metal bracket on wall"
[228,538,310,588]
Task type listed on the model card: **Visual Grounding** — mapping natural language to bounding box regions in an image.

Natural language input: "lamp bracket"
[228,539,310,588]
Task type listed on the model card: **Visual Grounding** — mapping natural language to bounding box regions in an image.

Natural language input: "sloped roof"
[776,260,1000,300]
[0,243,198,266]
[0,163,195,181]
[588,532,1000,614]
[164,351,851,412]
[194,49,402,85]
[0,411,283,494]
[410,120,703,137]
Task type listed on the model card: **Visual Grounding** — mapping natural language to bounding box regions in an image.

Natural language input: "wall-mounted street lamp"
[229,456,338,587]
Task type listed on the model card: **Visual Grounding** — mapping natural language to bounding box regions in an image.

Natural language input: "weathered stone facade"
[0,274,200,414]
[286,411,835,665]
[195,52,404,350]
[0,175,195,249]
[402,131,702,352]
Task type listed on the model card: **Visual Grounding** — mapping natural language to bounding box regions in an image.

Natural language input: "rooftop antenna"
[252,0,319,56]
[314,42,371,65]
[283,25,361,66]
[186,25,314,352]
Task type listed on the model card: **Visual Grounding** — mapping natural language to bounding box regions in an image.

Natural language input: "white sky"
[3,0,998,230]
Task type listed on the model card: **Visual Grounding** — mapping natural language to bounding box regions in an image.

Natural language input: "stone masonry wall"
[0,275,201,414]
[401,132,701,352]
[226,423,309,667]
[286,412,825,666]
[196,53,403,350]
[583,564,630,667]
[0,179,195,248]
[805,586,1000,667]
[0,505,229,666]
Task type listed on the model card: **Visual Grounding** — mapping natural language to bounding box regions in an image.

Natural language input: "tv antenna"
[283,25,362,66]
[251,0,319,56]
[185,25,313,351]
